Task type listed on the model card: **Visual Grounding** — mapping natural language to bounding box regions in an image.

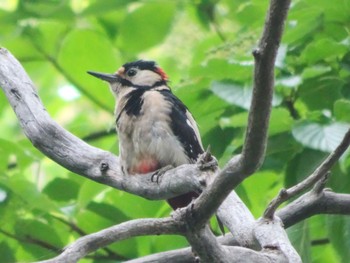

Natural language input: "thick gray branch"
[185,225,229,263]
[254,217,301,262]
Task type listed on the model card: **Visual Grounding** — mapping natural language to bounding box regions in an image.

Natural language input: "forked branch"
[264,128,350,219]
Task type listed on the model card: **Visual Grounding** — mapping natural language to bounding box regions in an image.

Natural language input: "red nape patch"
[130,159,160,174]
[155,67,168,81]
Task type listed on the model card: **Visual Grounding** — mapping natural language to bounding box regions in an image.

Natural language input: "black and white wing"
[159,90,204,162]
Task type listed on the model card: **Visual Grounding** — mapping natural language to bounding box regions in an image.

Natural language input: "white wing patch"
[186,119,195,130]
[185,111,204,149]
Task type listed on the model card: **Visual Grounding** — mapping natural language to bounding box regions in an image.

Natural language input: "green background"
[1,0,350,262]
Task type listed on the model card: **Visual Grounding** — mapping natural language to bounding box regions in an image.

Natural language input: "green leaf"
[21,1,75,20]
[81,0,133,16]
[263,132,303,172]
[287,221,312,262]
[301,65,332,79]
[292,121,350,152]
[0,177,59,213]
[334,99,350,122]
[283,8,322,44]
[240,171,282,217]
[211,81,282,110]
[15,219,63,248]
[235,1,267,28]
[117,2,176,53]
[0,242,17,263]
[285,149,328,187]
[191,59,253,82]
[269,108,294,135]
[0,242,16,263]
[58,29,120,111]
[87,201,129,223]
[105,190,166,219]
[298,77,343,111]
[220,108,293,136]
[77,180,108,210]
[0,138,35,171]
[308,216,339,263]
[202,126,235,159]
[43,178,79,202]
[301,39,348,64]
[328,216,350,263]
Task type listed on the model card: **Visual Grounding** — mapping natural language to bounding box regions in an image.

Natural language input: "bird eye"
[127,69,137,77]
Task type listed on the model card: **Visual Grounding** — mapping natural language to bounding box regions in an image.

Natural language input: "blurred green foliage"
[0,0,350,262]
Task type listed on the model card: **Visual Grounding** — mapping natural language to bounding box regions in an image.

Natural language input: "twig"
[0,229,60,252]
[264,128,350,219]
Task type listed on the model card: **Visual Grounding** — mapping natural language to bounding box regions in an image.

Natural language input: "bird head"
[88,60,168,96]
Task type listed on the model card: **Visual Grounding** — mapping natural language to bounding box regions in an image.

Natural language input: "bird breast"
[116,90,189,174]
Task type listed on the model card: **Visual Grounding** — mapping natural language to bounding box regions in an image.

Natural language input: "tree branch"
[125,187,350,263]
[188,0,291,229]
[0,47,257,261]
[37,217,181,263]
[264,128,350,219]
[254,217,301,262]
[278,190,350,228]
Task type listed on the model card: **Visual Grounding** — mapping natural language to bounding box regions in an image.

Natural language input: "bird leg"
[150,165,173,184]
[197,146,218,171]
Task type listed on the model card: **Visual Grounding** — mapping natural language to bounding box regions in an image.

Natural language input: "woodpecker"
[88,60,205,210]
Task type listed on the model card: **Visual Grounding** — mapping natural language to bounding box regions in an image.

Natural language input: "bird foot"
[197,146,218,171]
[151,165,173,184]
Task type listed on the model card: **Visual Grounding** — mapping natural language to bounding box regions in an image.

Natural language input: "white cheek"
[131,71,161,86]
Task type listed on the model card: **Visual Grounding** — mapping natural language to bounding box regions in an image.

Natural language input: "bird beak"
[87,71,119,82]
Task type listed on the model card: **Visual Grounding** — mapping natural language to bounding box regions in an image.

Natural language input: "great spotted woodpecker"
[88,60,204,210]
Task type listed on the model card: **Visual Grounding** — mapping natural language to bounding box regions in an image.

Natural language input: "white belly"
[116,91,189,174]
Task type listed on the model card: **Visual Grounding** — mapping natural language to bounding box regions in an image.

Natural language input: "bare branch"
[241,0,291,174]
[264,128,350,219]
[125,234,238,263]
[278,190,350,228]
[36,217,181,263]
[189,0,292,229]
[217,191,256,248]
[185,225,228,263]
[254,217,301,262]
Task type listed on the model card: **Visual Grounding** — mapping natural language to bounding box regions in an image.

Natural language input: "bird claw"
[197,146,218,171]
[151,165,173,184]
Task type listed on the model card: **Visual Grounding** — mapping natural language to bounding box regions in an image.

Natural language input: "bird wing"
[159,90,204,162]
